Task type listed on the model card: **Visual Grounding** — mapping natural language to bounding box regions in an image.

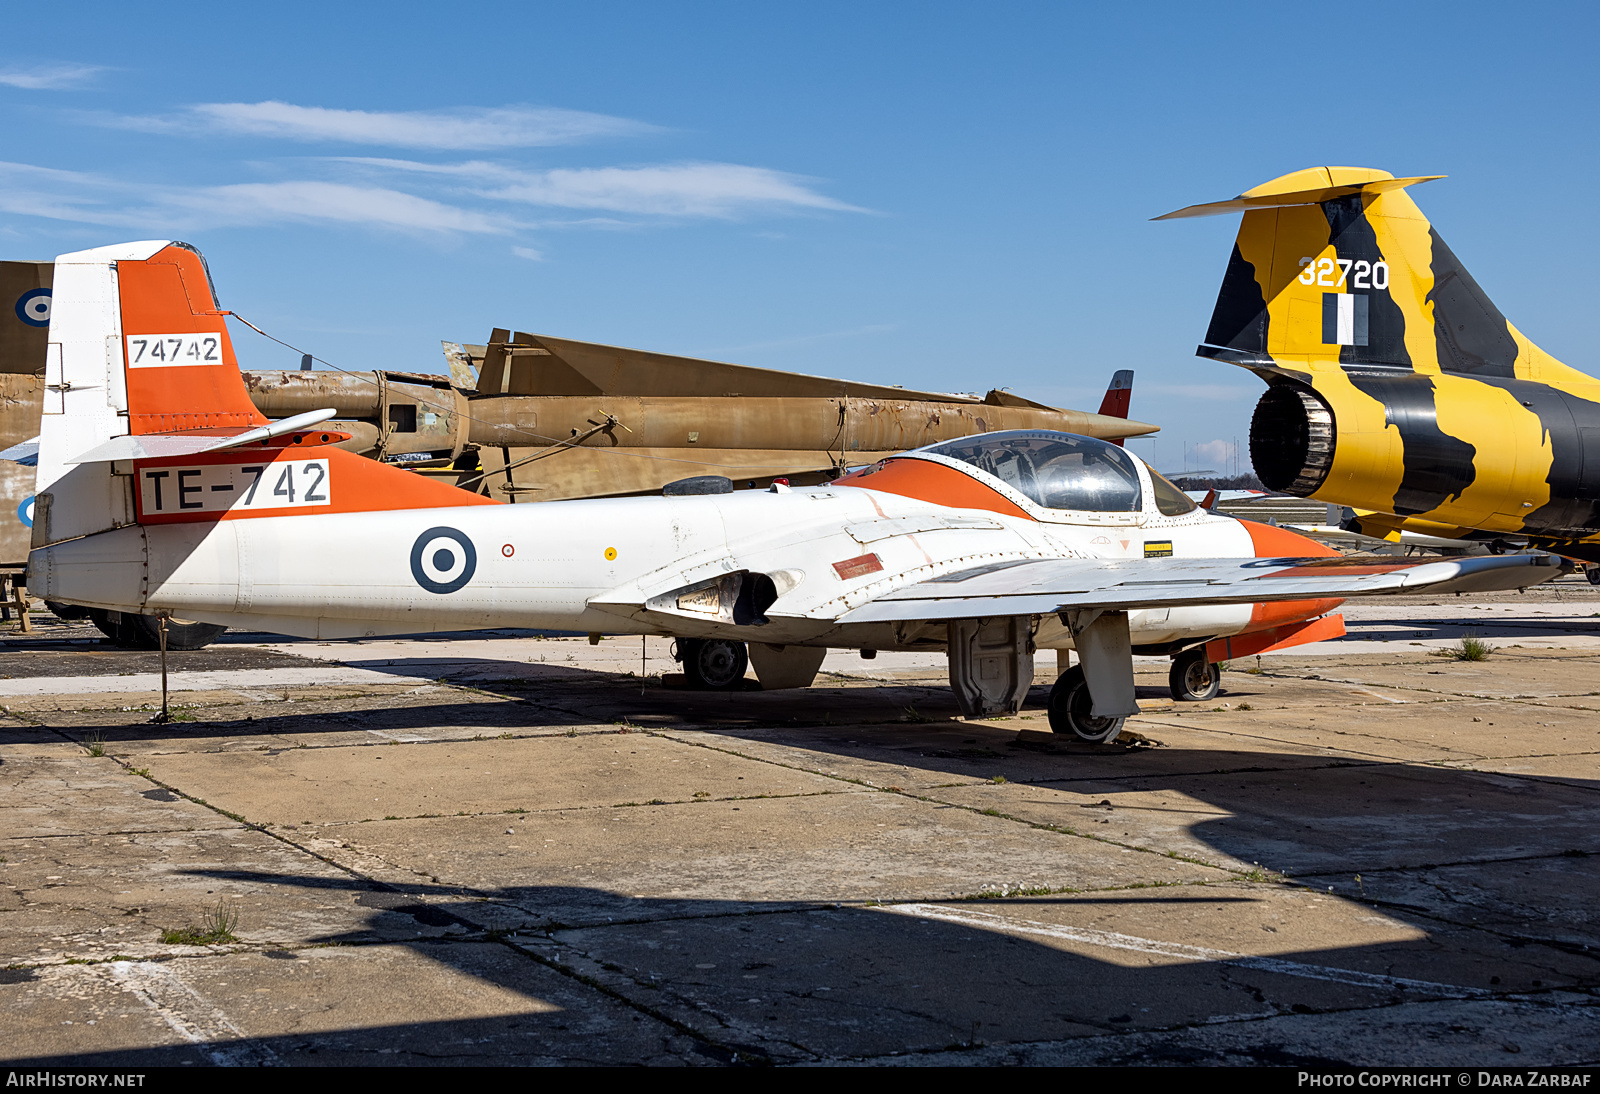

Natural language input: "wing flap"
[836,553,1565,623]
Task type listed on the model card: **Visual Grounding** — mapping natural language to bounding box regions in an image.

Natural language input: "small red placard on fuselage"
[833,553,884,580]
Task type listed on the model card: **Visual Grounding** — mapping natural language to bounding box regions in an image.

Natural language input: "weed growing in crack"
[161,900,240,946]
[1433,635,1494,661]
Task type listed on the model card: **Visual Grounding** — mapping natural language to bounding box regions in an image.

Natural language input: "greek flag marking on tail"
[1321,292,1369,347]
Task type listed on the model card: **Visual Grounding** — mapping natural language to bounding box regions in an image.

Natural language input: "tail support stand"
[150,614,171,725]
[13,580,30,634]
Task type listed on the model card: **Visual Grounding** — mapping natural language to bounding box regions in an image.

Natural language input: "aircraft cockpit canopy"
[923,430,1146,513]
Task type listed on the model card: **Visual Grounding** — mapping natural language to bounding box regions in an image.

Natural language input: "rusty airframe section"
[1,268,1157,568]
[0,261,49,581]
[241,328,1157,504]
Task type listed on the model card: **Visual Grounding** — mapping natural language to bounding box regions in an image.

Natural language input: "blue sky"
[4,2,1597,473]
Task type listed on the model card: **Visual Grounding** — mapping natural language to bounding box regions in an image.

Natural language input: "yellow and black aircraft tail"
[1160,167,1600,558]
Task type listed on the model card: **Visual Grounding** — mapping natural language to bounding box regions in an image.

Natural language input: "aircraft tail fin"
[1159,166,1586,385]
[1096,369,1133,418]
[1095,370,1133,446]
[31,242,491,550]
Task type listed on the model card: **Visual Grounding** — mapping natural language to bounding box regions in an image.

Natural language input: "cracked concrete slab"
[854,995,1600,1066]
[288,793,1230,929]
[4,944,700,1065]
[123,732,849,825]
[4,593,1600,1066]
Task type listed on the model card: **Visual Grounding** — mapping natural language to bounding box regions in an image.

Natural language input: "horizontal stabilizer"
[68,408,340,464]
[1154,167,1443,220]
[0,436,39,466]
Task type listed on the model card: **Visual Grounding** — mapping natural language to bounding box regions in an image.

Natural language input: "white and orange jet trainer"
[25,242,1567,742]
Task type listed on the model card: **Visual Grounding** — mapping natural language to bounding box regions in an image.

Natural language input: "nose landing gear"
[1168,647,1221,702]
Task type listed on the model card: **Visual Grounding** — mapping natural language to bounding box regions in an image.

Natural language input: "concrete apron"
[0,598,1597,1065]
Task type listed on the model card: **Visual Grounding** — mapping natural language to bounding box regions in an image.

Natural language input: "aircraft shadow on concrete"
[9,860,1599,1067]
[17,714,1600,1065]
[22,645,1600,1064]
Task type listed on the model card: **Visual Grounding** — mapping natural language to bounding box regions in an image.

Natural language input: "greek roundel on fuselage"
[15,288,50,327]
[410,526,477,594]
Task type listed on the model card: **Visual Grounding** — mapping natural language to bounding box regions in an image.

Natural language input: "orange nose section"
[1237,518,1344,631]
[1239,519,1340,560]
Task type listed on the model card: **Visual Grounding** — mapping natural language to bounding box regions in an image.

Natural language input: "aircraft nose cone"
[1238,519,1339,559]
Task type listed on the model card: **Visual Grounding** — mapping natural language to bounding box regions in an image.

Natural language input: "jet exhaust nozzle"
[1249,383,1335,496]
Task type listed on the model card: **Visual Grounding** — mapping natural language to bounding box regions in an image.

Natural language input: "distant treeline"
[1167,472,1265,491]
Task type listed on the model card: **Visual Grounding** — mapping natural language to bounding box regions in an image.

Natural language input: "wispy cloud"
[1194,438,1242,467]
[511,245,544,261]
[103,101,655,149]
[2,99,865,245]
[485,163,866,218]
[347,157,865,218]
[169,182,509,233]
[0,162,508,234]
[0,63,105,90]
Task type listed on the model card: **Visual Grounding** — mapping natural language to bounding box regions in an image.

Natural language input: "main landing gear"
[1046,666,1127,744]
[1168,647,1221,702]
[1048,645,1224,742]
[675,638,749,690]
[87,609,227,651]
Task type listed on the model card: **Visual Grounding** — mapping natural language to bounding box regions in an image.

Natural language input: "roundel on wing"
[410,526,476,594]
[15,288,50,328]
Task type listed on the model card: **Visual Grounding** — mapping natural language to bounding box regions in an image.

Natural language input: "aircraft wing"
[836,552,1564,623]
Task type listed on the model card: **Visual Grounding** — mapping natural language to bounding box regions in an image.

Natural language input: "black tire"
[1587,566,1600,587]
[1046,666,1126,743]
[89,609,226,651]
[45,600,91,621]
[679,638,749,689]
[1169,648,1221,702]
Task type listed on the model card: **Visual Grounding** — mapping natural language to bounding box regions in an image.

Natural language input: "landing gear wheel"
[1169,648,1220,702]
[1587,565,1600,587]
[679,638,749,690]
[45,601,91,621]
[88,609,226,651]
[1046,666,1126,744]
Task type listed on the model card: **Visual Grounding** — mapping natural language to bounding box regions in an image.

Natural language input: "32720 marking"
[139,459,331,516]
[1298,256,1389,290]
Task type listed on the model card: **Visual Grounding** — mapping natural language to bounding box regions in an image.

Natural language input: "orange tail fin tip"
[34,241,496,549]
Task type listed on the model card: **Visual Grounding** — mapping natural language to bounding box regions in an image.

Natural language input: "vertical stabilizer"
[33,241,272,547]
[1159,167,1587,386]
[34,242,162,546]
[1097,369,1133,418]
[1096,369,1134,446]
